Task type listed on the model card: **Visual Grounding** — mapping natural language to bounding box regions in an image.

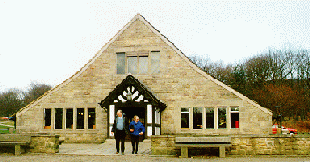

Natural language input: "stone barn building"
[16,14,272,144]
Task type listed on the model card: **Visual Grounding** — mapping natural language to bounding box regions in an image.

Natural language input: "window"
[44,108,51,129]
[231,107,239,128]
[77,108,84,129]
[181,108,189,128]
[117,53,125,74]
[66,108,73,129]
[88,108,96,129]
[139,56,148,74]
[206,107,214,129]
[150,51,160,74]
[55,108,63,129]
[128,56,138,74]
[180,106,238,130]
[193,107,202,129]
[218,107,227,129]
[128,56,148,74]
[116,51,160,74]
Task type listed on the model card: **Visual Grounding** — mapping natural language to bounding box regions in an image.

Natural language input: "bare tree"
[0,89,23,116]
[23,81,52,106]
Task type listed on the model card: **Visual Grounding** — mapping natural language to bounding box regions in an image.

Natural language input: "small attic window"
[116,51,160,74]
[150,51,160,74]
[117,53,125,74]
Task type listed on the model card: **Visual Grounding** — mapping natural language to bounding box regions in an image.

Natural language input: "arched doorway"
[99,75,167,139]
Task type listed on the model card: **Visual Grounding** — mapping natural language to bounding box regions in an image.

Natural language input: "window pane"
[151,51,160,74]
[231,107,239,111]
[88,108,96,129]
[77,108,84,129]
[44,108,51,129]
[181,108,189,128]
[206,107,214,129]
[218,107,227,129]
[231,107,239,128]
[181,108,189,112]
[139,56,148,74]
[55,108,63,129]
[117,53,125,74]
[193,107,202,129]
[128,56,138,74]
[66,108,73,129]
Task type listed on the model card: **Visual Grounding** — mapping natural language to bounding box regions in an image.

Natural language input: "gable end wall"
[16,15,272,142]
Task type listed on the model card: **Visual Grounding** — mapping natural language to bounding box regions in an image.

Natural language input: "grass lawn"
[0,121,15,134]
[0,125,9,134]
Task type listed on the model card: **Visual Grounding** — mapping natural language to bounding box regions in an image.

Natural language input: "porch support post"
[152,106,155,135]
[147,104,152,137]
[109,105,115,138]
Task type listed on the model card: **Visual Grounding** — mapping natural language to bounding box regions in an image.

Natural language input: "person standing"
[111,110,129,155]
[129,115,145,154]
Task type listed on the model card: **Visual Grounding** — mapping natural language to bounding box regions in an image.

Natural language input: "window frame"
[181,107,190,129]
[230,106,240,129]
[66,108,73,129]
[76,108,85,129]
[43,108,52,129]
[116,51,160,74]
[54,108,63,129]
[180,106,239,131]
[205,107,215,129]
[88,108,96,129]
[193,107,203,129]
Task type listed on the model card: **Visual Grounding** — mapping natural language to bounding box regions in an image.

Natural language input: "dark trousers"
[115,130,126,153]
[131,135,139,153]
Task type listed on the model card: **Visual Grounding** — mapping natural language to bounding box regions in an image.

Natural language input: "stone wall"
[60,132,105,143]
[229,134,310,155]
[151,135,310,156]
[29,134,59,153]
[151,135,176,155]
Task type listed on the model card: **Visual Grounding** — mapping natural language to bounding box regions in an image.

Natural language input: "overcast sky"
[0,0,310,92]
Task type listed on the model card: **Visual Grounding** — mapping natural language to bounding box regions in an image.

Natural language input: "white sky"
[0,0,310,92]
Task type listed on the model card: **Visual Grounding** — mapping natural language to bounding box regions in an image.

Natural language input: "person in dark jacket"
[129,115,145,154]
[111,110,129,155]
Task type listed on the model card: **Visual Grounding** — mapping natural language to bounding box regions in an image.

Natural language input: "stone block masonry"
[151,134,310,156]
[229,134,310,155]
[29,133,60,153]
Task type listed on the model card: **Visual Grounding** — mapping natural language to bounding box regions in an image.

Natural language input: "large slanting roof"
[99,75,167,111]
[16,13,272,117]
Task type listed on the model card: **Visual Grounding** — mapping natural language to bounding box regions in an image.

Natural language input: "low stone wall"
[151,134,310,156]
[229,134,310,155]
[59,132,105,143]
[28,133,59,153]
[151,135,177,155]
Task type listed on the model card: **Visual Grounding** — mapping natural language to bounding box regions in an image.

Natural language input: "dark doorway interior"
[119,106,145,141]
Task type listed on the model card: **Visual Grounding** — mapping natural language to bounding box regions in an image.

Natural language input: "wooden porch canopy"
[99,75,167,112]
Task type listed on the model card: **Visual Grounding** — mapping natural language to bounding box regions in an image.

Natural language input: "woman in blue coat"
[129,115,145,154]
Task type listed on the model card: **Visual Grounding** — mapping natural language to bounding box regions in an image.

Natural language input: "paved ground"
[59,139,151,155]
[1,154,310,162]
[1,139,310,161]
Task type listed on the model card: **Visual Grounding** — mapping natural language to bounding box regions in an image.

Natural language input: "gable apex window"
[116,51,160,74]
